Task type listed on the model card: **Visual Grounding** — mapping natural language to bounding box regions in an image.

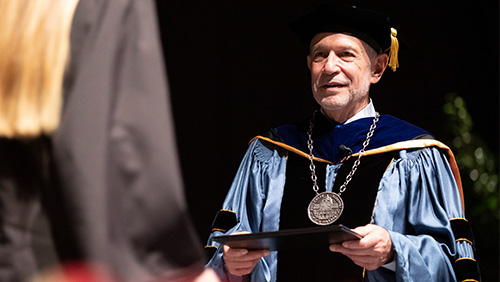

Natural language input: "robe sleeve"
[205,139,287,282]
[368,146,478,282]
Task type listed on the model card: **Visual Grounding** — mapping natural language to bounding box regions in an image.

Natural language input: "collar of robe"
[259,112,433,164]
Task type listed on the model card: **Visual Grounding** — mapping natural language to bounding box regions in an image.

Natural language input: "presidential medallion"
[307,192,343,225]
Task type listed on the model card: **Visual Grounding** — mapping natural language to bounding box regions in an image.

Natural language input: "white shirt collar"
[343,99,376,124]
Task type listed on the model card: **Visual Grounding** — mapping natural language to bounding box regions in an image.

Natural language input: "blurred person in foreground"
[205,2,480,281]
[0,0,218,281]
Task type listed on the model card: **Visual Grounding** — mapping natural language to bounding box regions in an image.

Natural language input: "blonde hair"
[0,0,79,139]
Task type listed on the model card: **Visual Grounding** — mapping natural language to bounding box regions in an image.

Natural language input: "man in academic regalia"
[205,2,480,281]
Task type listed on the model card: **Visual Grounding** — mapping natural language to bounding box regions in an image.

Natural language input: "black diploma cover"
[212,224,362,251]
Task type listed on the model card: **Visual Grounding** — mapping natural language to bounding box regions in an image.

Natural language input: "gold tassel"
[387,27,399,72]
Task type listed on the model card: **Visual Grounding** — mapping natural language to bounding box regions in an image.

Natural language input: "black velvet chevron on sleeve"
[205,210,238,260]
[450,218,481,282]
[210,209,237,233]
[454,258,481,282]
[450,218,476,250]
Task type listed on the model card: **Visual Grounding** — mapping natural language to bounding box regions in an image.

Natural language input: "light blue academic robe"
[206,113,476,282]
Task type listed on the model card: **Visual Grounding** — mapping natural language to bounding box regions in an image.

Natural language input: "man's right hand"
[222,232,270,276]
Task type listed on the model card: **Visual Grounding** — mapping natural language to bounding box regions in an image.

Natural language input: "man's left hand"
[329,224,394,270]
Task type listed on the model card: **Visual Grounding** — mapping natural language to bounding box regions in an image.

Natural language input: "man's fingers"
[223,246,248,257]
[343,254,381,270]
[330,243,370,255]
[223,248,271,277]
[224,247,270,261]
[225,258,261,269]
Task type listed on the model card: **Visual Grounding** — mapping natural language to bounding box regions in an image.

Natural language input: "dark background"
[155,0,498,280]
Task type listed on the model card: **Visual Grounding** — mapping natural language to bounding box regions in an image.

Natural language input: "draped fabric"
[49,0,206,281]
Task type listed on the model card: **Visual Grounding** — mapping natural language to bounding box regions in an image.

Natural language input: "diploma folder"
[212,224,362,251]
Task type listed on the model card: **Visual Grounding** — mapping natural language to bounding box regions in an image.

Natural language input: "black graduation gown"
[48,0,206,281]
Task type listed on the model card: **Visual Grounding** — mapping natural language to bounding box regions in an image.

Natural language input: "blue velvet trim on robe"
[274,114,432,163]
